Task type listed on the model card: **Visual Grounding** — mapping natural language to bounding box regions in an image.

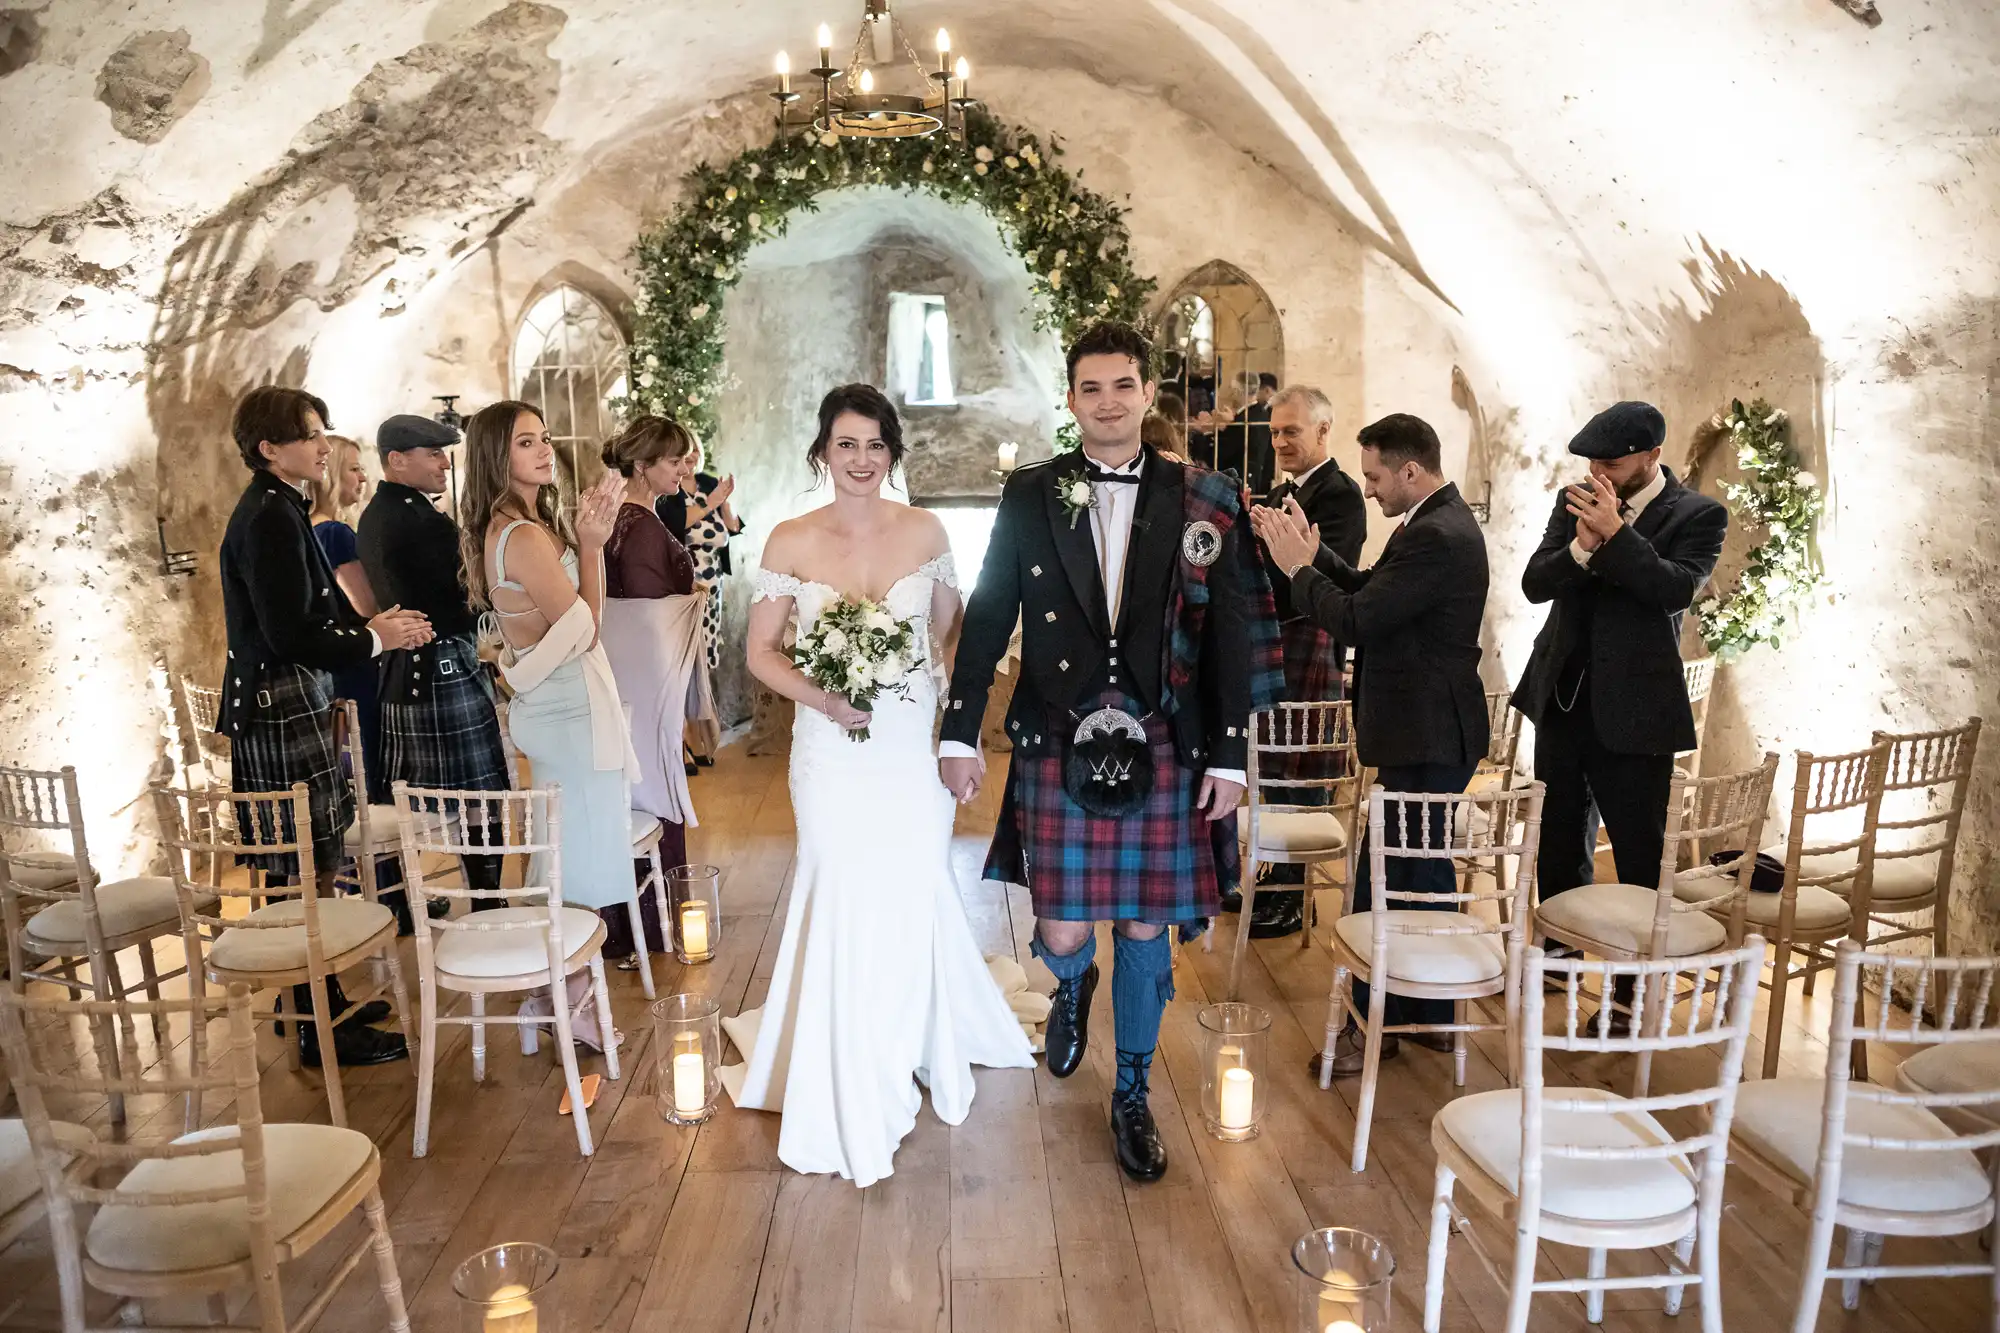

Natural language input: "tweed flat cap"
[1568,401,1666,459]
[377,414,460,453]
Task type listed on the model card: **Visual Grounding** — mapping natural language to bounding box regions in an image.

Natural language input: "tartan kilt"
[229,665,352,879]
[377,636,511,802]
[1271,618,1346,790]
[983,693,1240,923]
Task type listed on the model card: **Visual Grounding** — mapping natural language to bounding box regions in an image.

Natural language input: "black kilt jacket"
[1509,467,1727,756]
[941,450,1260,772]
[215,469,374,738]
[358,480,481,705]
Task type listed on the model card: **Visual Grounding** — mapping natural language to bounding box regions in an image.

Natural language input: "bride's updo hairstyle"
[808,383,904,483]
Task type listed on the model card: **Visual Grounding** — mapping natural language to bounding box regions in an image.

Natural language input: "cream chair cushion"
[1672,866,1850,931]
[84,1123,373,1273]
[1733,1077,1992,1213]
[1896,1045,2000,1129]
[434,906,603,979]
[1797,851,1940,904]
[1536,883,1727,956]
[2,1117,93,1219]
[5,852,79,891]
[342,804,402,853]
[24,878,215,946]
[631,809,661,848]
[1252,811,1348,858]
[1334,912,1505,986]
[1437,1087,1697,1222]
[208,898,394,973]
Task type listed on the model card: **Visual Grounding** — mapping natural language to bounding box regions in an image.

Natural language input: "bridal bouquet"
[793,595,921,742]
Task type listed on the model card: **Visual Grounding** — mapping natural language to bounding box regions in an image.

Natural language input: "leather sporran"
[1063,709,1155,818]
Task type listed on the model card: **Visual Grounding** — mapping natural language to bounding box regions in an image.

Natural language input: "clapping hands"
[369,605,433,651]
[576,472,625,550]
[1565,469,1624,551]
[1248,495,1320,576]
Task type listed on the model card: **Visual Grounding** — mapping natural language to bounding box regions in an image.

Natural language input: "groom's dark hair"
[809,383,905,482]
[1066,321,1153,387]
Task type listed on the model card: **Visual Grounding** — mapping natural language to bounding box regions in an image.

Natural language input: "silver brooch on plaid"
[1181,519,1222,567]
[1073,706,1145,747]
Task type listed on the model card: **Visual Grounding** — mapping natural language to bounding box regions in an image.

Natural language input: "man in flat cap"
[358,414,513,905]
[1511,401,1727,980]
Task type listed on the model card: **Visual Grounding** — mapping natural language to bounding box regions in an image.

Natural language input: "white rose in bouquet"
[821,626,849,654]
[864,609,896,633]
[873,655,906,687]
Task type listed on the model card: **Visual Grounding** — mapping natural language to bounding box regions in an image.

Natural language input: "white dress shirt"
[1569,466,1666,567]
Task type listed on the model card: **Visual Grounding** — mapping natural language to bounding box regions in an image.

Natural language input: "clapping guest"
[598,415,719,964]
[1233,385,1369,938]
[1510,402,1727,1024]
[1250,414,1489,1077]
[357,414,515,915]
[307,434,386,795]
[218,386,432,1068]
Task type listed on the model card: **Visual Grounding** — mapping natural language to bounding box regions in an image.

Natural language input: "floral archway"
[624,110,1156,442]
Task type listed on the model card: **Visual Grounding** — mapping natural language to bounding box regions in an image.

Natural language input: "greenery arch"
[624,110,1156,442]
[1694,399,1825,660]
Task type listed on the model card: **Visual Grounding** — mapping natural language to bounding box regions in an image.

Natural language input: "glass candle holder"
[667,863,722,964]
[1198,1001,1272,1141]
[453,1241,559,1333]
[1292,1227,1395,1332]
[652,992,722,1125]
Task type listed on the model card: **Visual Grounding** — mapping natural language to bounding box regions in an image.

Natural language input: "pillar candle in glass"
[453,1242,560,1333]
[1198,1002,1270,1141]
[652,993,723,1125]
[668,863,722,964]
[1292,1227,1394,1332]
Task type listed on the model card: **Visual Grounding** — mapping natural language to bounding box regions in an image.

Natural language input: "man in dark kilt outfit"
[358,414,513,910]
[216,386,432,1066]
[941,323,1283,1182]
[1234,384,1369,938]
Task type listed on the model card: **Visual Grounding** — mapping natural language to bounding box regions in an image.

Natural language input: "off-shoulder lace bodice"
[752,552,958,634]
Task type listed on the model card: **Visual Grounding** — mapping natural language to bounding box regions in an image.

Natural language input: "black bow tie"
[1085,467,1140,486]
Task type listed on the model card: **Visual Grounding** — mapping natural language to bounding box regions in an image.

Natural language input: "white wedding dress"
[720,552,1036,1187]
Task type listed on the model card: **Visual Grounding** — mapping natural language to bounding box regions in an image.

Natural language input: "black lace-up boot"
[1110,1049,1169,1182]
[1043,962,1098,1078]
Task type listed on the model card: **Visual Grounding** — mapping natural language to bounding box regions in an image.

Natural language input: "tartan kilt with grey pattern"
[983,692,1239,926]
[229,665,352,879]
[377,635,511,802]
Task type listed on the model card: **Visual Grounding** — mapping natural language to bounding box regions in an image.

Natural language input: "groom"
[941,321,1282,1182]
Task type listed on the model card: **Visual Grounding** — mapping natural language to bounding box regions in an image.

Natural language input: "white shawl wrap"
[494,597,639,781]
[599,592,719,825]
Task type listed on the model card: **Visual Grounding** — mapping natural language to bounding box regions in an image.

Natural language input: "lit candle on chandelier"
[775,50,791,94]
[858,66,875,95]
[817,23,833,69]
[935,27,952,76]
[954,56,971,100]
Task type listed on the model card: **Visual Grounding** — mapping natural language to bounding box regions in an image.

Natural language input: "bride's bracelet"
[820,687,833,718]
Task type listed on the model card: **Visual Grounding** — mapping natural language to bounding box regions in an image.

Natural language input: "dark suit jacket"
[942,449,1258,771]
[1262,458,1367,635]
[1288,482,1490,769]
[216,469,374,736]
[1510,467,1727,755]
[358,480,483,704]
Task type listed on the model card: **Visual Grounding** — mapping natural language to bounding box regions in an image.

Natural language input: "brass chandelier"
[770,0,977,141]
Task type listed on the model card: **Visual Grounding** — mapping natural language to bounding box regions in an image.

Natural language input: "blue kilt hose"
[377,634,511,799]
[229,665,353,879]
[984,692,1239,925]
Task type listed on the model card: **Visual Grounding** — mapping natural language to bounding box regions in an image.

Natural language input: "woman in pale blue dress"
[458,401,638,1045]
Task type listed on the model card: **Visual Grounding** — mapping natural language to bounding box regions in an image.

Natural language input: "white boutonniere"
[1059,474,1095,530]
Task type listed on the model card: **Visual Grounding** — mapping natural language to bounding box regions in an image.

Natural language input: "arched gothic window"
[511,284,629,498]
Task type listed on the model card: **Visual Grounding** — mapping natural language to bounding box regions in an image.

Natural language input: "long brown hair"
[458,401,572,611]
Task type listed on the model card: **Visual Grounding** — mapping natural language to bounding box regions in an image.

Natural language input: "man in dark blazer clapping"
[1232,384,1369,938]
[1252,413,1490,1076]
[1511,401,1728,913]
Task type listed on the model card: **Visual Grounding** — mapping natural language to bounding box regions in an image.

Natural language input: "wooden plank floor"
[1,739,1992,1332]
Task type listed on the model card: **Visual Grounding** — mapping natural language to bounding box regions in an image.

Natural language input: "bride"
[723,383,1035,1187]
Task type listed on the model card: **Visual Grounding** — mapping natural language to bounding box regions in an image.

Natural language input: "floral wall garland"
[623,109,1156,445]
[1695,397,1825,660]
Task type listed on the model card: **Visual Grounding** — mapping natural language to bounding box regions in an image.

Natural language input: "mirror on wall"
[1155,260,1284,495]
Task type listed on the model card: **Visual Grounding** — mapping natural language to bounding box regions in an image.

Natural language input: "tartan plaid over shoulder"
[1163,467,1286,731]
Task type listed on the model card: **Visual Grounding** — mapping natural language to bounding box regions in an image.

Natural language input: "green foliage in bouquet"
[1695,398,1825,660]
[792,595,923,743]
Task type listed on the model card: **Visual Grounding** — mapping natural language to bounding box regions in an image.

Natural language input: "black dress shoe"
[275,980,389,1037]
[1247,889,1304,940]
[1110,1089,1169,1182]
[1044,962,1098,1078]
[299,1021,408,1068]
[1219,886,1244,913]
